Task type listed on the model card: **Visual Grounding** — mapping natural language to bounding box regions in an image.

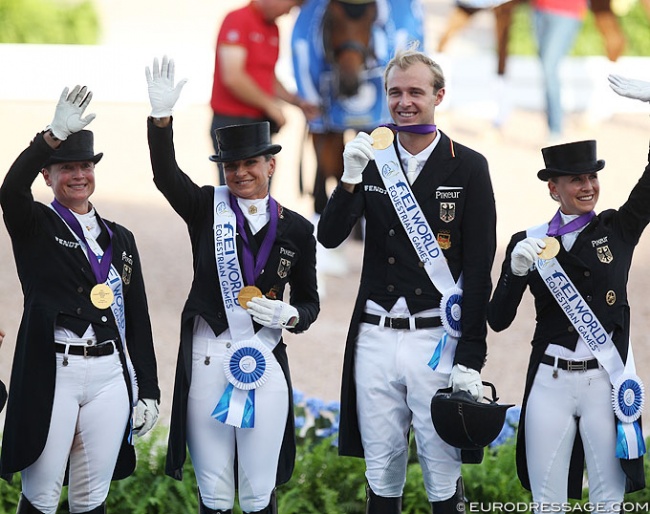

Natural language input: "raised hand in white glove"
[449,364,483,401]
[133,398,159,438]
[246,296,299,329]
[145,55,188,118]
[341,132,374,185]
[48,85,96,141]
[608,74,650,103]
[510,237,546,276]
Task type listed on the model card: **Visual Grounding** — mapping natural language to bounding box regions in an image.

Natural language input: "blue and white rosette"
[612,373,645,423]
[440,286,463,339]
[612,373,646,459]
[212,340,272,429]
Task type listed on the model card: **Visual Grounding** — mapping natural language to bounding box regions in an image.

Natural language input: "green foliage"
[509,1,650,57]
[0,424,647,513]
[104,430,198,514]
[280,437,366,513]
[462,442,532,505]
[0,0,99,44]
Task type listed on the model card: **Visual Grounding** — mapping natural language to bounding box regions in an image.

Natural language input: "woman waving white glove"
[608,74,650,103]
[48,85,96,140]
[145,55,188,118]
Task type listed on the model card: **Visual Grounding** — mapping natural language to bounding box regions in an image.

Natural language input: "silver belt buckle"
[567,360,587,372]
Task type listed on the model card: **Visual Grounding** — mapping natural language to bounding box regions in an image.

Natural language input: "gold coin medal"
[370,127,394,151]
[90,283,114,309]
[238,285,263,308]
[538,237,560,260]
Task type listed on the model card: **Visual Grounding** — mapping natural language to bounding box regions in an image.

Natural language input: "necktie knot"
[407,157,418,184]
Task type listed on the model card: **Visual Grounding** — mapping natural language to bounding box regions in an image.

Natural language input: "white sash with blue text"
[373,143,462,371]
[528,223,645,459]
[212,186,282,428]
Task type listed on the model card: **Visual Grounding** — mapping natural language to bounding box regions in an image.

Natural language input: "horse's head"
[323,0,378,98]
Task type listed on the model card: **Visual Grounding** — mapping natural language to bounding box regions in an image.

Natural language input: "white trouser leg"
[578,370,626,512]
[355,323,460,501]
[187,337,288,512]
[22,352,129,514]
[526,365,625,512]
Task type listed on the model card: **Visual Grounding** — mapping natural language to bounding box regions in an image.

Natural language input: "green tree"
[0,0,99,44]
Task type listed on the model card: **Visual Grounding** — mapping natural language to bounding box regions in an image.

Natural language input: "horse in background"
[292,0,424,278]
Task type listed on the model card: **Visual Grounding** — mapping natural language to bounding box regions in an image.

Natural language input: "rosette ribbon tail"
[212,383,256,429]
[616,419,645,459]
[428,333,448,371]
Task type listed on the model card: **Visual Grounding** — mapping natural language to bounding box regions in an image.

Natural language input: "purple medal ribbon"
[229,195,279,285]
[380,123,437,134]
[51,199,114,285]
[546,209,596,237]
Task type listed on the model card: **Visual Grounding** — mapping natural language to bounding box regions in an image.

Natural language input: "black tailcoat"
[147,119,319,484]
[0,133,160,480]
[318,131,497,458]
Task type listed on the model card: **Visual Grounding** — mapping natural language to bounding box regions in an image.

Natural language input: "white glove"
[341,132,374,185]
[48,85,96,141]
[246,296,299,329]
[145,55,188,118]
[608,74,650,103]
[133,398,159,438]
[449,364,483,401]
[510,237,546,276]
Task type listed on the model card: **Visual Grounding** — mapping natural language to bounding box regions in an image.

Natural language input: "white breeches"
[525,363,626,513]
[21,350,130,514]
[355,322,461,502]
[187,336,289,512]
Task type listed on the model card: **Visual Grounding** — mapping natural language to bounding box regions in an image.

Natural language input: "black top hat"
[44,130,103,167]
[537,140,605,181]
[209,122,281,163]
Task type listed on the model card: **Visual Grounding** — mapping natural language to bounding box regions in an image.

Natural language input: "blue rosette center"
[440,287,463,339]
[223,340,271,391]
[612,374,645,423]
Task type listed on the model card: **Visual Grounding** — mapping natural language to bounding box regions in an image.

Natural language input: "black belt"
[55,341,115,357]
[541,354,599,372]
[361,313,442,330]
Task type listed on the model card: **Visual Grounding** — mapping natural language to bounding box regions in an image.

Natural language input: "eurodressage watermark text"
[468,502,649,512]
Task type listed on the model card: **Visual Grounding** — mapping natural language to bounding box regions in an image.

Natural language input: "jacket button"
[77,287,84,293]
[76,308,82,315]
[586,295,592,302]
[418,261,425,268]
[415,288,422,295]
[101,316,108,322]
[568,326,575,333]
[388,229,395,236]
[584,271,591,277]
[388,257,396,264]
[387,284,395,292]
[217,312,223,319]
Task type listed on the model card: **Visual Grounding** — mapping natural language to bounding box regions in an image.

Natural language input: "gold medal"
[90,284,114,309]
[238,285,263,307]
[538,237,560,260]
[370,127,394,150]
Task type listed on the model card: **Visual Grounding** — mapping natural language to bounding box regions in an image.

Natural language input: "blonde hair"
[383,43,445,94]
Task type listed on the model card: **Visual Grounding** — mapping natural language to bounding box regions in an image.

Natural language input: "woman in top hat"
[0,86,160,513]
[145,57,319,514]
[487,75,649,511]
